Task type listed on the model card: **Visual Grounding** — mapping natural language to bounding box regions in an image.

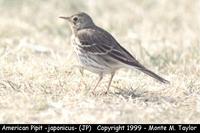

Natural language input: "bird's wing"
[77,28,143,68]
[77,28,169,84]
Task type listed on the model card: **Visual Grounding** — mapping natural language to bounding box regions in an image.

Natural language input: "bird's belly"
[77,52,113,74]
[71,36,120,74]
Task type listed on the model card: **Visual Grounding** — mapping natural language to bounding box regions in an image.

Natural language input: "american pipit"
[60,12,169,93]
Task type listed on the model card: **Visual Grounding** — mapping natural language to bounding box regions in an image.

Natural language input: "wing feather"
[77,27,143,67]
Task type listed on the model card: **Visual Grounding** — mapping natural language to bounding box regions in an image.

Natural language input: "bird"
[59,12,169,93]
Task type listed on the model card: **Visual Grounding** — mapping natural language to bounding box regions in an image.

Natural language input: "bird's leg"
[93,74,103,91]
[79,67,84,76]
[106,72,115,94]
[78,66,86,88]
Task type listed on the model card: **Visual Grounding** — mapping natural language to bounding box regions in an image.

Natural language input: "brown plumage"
[60,12,169,93]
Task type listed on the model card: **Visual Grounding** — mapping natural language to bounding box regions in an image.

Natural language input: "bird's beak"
[59,16,70,21]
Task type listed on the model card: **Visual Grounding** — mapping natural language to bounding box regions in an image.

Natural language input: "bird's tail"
[136,66,170,84]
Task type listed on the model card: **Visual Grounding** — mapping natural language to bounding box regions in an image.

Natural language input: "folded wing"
[77,27,143,68]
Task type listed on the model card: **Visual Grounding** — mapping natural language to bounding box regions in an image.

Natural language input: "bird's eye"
[73,17,78,22]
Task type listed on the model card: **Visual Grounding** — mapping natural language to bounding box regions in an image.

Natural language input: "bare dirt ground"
[0,0,200,123]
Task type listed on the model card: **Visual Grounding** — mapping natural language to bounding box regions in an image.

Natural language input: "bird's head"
[59,12,95,32]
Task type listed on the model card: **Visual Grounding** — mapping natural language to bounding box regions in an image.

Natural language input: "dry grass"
[0,0,200,123]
